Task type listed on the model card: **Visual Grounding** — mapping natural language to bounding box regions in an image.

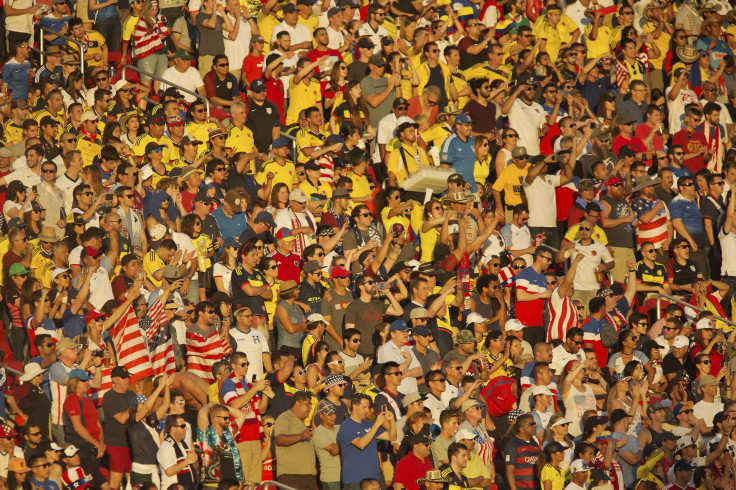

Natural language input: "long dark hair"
[344,80,370,131]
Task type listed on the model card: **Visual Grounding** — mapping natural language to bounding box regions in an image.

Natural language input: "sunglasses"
[42,168,56,173]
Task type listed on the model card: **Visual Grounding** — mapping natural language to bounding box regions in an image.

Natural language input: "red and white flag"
[110,306,155,383]
[146,299,176,376]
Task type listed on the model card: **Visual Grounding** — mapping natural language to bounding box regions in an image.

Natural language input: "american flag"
[145,299,176,376]
[109,306,155,383]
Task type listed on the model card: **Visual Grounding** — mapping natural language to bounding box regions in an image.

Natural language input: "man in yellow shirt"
[492,146,531,223]
[536,5,578,63]
[641,3,672,92]
[584,10,614,59]
[256,137,297,190]
[463,44,511,85]
[295,107,329,163]
[76,111,102,167]
[286,57,325,126]
[387,117,430,187]
[132,114,173,167]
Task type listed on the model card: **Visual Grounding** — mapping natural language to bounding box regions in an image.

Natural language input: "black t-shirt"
[666,258,701,287]
[347,61,370,83]
[102,389,136,446]
[662,352,696,384]
[298,280,324,315]
[230,266,268,310]
[246,100,281,153]
[127,415,161,464]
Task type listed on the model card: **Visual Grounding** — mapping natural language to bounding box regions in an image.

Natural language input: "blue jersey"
[441,133,477,191]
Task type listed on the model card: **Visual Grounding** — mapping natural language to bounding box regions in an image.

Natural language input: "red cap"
[606,176,622,187]
[85,309,107,324]
[330,266,351,278]
[81,246,101,258]
[0,423,16,438]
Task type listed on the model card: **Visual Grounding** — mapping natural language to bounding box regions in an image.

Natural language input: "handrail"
[121,64,211,117]
[652,293,736,330]
[38,25,85,76]
[5,365,22,377]
[279,132,298,166]
[259,481,298,490]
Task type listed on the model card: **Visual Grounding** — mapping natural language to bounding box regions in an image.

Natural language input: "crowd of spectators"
[4,0,736,489]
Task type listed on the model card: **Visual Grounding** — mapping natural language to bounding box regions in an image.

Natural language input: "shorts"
[106,445,132,473]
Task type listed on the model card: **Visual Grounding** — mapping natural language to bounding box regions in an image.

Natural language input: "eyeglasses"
[294,369,306,376]
[359,213,372,218]
[387,371,403,376]
[62,138,76,143]
[33,463,50,468]
[327,359,344,365]
[214,167,225,171]
[674,152,684,156]
[580,226,591,231]
[512,265,524,270]
[150,148,162,153]
[700,359,712,364]
[570,339,583,345]
[96,77,108,82]
[540,255,553,261]
[175,424,188,428]
[265,422,274,427]
[82,191,94,196]
[350,338,361,343]
[396,105,408,110]
[681,182,695,187]
[28,432,42,436]
[608,183,622,188]
[507,133,519,138]
[238,362,249,367]
[217,63,229,67]
[663,326,677,331]
[42,168,57,174]
[432,377,446,383]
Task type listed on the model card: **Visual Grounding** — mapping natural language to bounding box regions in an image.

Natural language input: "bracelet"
[629,269,636,273]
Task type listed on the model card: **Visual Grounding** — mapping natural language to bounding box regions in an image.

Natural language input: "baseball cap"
[357,38,375,49]
[609,408,632,426]
[700,374,718,386]
[274,228,295,241]
[369,54,386,66]
[454,113,473,125]
[511,147,528,159]
[330,266,350,278]
[389,320,409,332]
[570,459,590,473]
[696,318,715,330]
[316,398,337,415]
[174,49,194,60]
[672,335,690,349]
[8,263,29,276]
[410,308,429,319]
[646,401,665,416]
[84,309,107,324]
[271,137,290,149]
[505,319,524,332]
[111,366,131,378]
[289,189,308,203]
[412,324,431,336]
[606,176,623,187]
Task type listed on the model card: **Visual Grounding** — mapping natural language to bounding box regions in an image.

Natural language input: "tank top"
[563,384,596,438]
[275,301,306,349]
[470,294,494,320]
[601,195,634,248]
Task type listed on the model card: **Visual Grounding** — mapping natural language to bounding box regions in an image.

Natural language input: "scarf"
[79,128,98,142]
[200,422,243,483]
[227,371,265,441]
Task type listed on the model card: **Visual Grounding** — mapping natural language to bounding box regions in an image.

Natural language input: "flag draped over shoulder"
[145,299,177,376]
[109,305,155,383]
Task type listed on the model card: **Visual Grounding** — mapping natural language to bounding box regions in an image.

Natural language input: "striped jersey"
[185,325,232,383]
[86,338,112,407]
[514,267,547,327]
[503,436,540,488]
[547,287,579,342]
[631,196,670,249]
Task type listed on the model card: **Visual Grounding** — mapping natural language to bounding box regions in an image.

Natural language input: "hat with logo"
[696,318,715,330]
[396,116,419,133]
[85,309,107,324]
[675,435,697,454]
[174,49,194,60]
[63,445,80,457]
[570,459,590,473]
[357,37,375,49]
[646,401,665,416]
[606,176,623,187]
[505,319,524,332]
[511,147,528,159]
[672,335,690,349]
[111,366,131,378]
[288,189,308,203]
[454,113,473,125]
[316,398,337,415]
[673,401,694,416]
[181,135,203,146]
[674,460,695,472]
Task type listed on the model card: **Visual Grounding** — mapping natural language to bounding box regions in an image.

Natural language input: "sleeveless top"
[470,294,494,320]
[275,300,306,349]
[601,195,634,248]
[563,384,596,438]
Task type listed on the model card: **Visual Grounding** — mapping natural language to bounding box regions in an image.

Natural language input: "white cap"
[289,189,307,203]
[51,268,71,281]
[676,436,696,453]
[550,417,572,428]
[531,385,554,397]
[139,164,153,181]
[505,319,524,332]
[454,429,476,442]
[113,79,128,91]
[395,116,417,128]
[672,335,690,349]
[696,318,714,330]
[466,312,488,324]
[149,223,167,242]
[80,110,98,123]
[307,313,327,324]
[570,459,590,473]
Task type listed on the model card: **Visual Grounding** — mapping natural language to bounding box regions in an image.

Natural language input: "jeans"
[137,52,168,82]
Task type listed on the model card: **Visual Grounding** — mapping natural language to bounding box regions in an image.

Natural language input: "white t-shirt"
[157,439,193,490]
[229,327,270,379]
[160,67,204,104]
[666,86,699,132]
[376,341,421,394]
[550,344,584,376]
[326,26,344,50]
[270,21,313,48]
[524,174,561,227]
[56,173,82,210]
[570,240,614,291]
[2,200,22,222]
[719,227,736,277]
[172,231,198,281]
[507,98,547,156]
[224,14,251,75]
[213,262,234,295]
[357,23,387,53]
[693,399,724,432]
[375,113,398,163]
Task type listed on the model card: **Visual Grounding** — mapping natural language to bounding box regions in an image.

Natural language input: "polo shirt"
[514,266,547,327]
[440,133,477,191]
[256,159,296,189]
[669,195,705,247]
[268,250,301,283]
[493,163,530,207]
[394,453,434,490]
[246,100,281,152]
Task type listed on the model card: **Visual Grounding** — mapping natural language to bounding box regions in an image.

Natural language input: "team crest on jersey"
[657,270,662,275]
[691,266,696,271]
[266,108,272,114]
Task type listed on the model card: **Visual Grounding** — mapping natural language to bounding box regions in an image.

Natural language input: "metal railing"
[260,481,298,490]
[653,293,736,330]
[280,132,298,165]
[38,25,85,75]
[121,64,211,117]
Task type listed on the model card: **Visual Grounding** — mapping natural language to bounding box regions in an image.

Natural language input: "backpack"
[480,375,517,417]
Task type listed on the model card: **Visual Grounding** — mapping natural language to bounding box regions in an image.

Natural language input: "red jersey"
[672,128,708,174]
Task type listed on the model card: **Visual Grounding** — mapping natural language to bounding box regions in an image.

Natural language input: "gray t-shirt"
[196,12,225,56]
[313,424,341,482]
[431,435,453,466]
[172,16,192,50]
[321,288,354,351]
[273,409,317,476]
[361,76,394,128]
[412,347,440,394]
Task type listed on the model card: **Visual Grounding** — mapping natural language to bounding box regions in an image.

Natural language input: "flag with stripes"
[145,299,176,376]
[110,305,154,383]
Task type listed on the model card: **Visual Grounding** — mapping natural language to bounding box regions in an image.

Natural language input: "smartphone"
[376,282,387,292]
[31,185,37,193]
[252,374,257,382]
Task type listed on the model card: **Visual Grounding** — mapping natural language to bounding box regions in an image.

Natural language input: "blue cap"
[7,217,25,229]
[389,320,409,332]
[454,113,473,125]
[272,137,290,149]
[326,134,345,145]
[223,236,241,249]
[68,369,91,381]
[255,210,277,228]
[250,79,266,91]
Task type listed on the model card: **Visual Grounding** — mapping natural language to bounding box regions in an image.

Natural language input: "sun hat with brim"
[8,458,30,473]
[416,469,451,485]
[119,114,139,130]
[700,17,721,36]
[279,280,299,296]
[38,226,58,243]
[8,263,29,276]
[20,363,48,382]
[332,188,351,200]
[441,191,476,205]
[643,1,664,21]
[632,175,659,193]
[403,392,427,406]
[676,44,704,64]
[728,9,736,24]
[437,104,462,122]
[698,2,717,14]
[323,373,349,392]
[460,399,484,412]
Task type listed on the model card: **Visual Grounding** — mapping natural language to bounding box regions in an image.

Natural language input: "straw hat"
[676,44,703,64]
[436,103,462,123]
[643,1,665,22]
